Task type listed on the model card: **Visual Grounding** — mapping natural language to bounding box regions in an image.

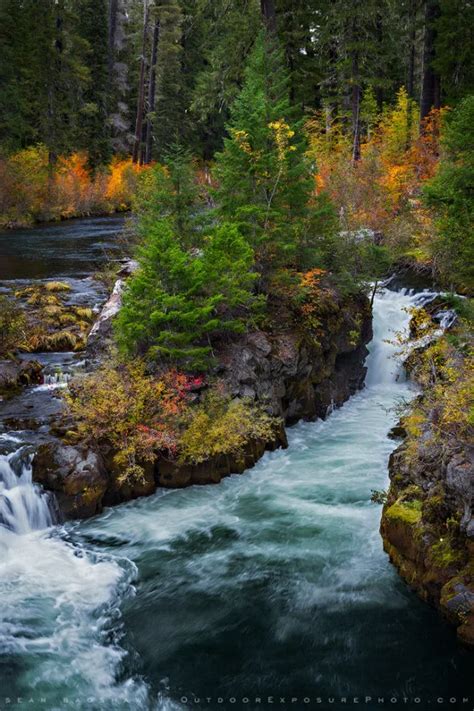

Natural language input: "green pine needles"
[115,217,262,369]
[215,32,314,266]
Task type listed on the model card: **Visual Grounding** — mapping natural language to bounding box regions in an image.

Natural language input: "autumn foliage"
[0,145,145,227]
[305,88,444,265]
[65,362,194,482]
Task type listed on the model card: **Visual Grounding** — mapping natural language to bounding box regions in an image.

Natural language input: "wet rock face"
[0,359,42,398]
[220,295,372,423]
[35,292,372,519]
[381,437,474,647]
[33,443,109,519]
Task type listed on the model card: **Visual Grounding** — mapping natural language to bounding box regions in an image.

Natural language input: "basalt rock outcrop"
[381,435,474,647]
[380,307,474,647]
[219,292,372,423]
[33,443,109,519]
[33,290,372,518]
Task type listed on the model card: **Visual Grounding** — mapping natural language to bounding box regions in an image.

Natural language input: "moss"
[58,312,78,326]
[44,281,71,292]
[42,305,63,318]
[63,430,81,445]
[385,499,422,525]
[74,307,93,321]
[430,536,465,569]
[401,484,423,500]
[45,331,78,351]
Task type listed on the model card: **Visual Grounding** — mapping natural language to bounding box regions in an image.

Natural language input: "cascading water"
[1,287,473,711]
[0,449,55,533]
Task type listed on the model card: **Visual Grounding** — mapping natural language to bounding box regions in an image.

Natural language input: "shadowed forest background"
[0,0,473,293]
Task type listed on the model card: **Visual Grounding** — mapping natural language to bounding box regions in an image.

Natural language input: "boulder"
[33,443,108,519]
[0,359,42,398]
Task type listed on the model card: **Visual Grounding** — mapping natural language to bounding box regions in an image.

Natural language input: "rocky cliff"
[32,290,373,518]
[380,301,474,647]
[381,437,474,646]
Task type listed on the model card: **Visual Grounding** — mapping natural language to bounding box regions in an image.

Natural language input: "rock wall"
[381,436,474,646]
[33,292,373,519]
[380,305,474,647]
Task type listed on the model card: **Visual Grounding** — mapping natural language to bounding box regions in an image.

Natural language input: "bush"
[0,146,145,227]
[403,336,474,462]
[65,362,192,481]
[179,390,280,465]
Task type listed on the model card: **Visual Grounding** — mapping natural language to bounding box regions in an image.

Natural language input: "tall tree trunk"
[420,0,440,127]
[48,10,64,171]
[260,0,276,33]
[108,0,118,80]
[132,0,149,164]
[351,13,361,163]
[407,0,417,98]
[351,64,361,163]
[145,19,160,164]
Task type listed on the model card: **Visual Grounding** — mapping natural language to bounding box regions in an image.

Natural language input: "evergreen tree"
[152,0,191,158]
[424,96,474,291]
[116,218,260,368]
[433,0,474,105]
[215,32,313,267]
[133,149,202,246]
[189,0,260,158]
[0,0,89,161]
[77,0,112,171]
[116,217,219,367]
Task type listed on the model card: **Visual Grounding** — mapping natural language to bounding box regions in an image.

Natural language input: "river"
[0,219,472,711]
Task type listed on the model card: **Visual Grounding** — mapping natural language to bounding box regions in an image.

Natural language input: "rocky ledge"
[380,302,474,647]
[32,290,372,519]
[381,436,474,646]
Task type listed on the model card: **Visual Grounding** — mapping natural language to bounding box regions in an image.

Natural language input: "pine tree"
[152,0,191,158]
[433,0,474,105]
[117,153,260,368]
[116,218,260,368]
[116,217,219,367]
[215,32,313,267]
[133,149,202,246]
[424,96,474,291]
[420,0,441,125]
[189,0,260,158]
[0,0,89,160]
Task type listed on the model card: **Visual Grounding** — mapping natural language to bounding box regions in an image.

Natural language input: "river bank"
[2,286,474,710]
[1,217,474,710]
[381,300,474,647]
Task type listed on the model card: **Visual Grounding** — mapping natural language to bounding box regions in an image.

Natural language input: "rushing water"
[0,220,473,710]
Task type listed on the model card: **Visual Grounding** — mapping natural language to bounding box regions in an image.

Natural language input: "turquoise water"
[1,289,473,711]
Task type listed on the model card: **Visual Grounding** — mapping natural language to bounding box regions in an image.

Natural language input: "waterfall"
[0,449,56,534]
[32,368,71,392]
[365,287,437,386]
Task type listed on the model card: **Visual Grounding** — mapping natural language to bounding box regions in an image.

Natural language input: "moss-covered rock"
[381,384,474,648]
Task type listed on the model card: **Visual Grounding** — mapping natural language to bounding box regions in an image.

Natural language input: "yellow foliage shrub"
[179,391,280,465]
